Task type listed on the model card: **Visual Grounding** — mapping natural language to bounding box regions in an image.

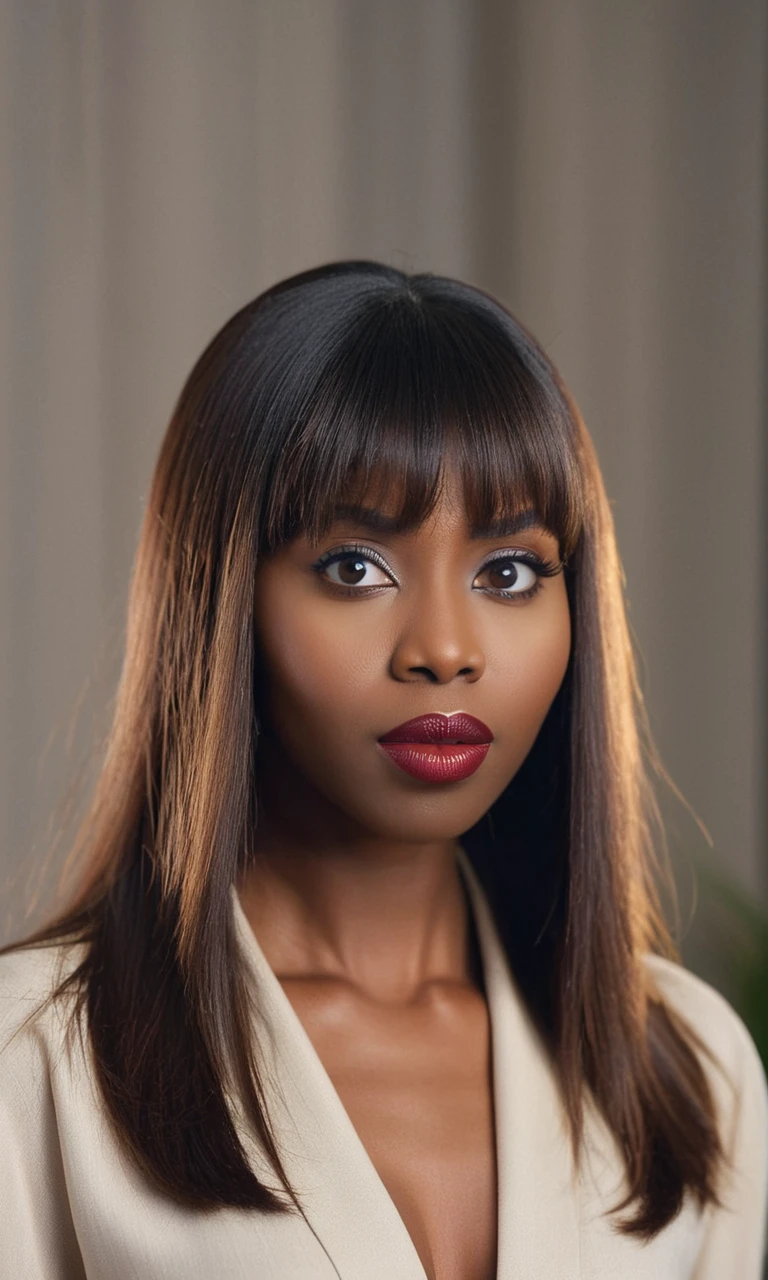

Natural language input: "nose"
[388,584,486,684]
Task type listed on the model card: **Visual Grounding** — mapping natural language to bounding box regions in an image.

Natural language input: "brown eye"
[319,550,394,590]
[477,557,538,595]
[331,556,369,586]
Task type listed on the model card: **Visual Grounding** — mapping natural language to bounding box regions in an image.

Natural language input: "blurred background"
[1,1,766,1061]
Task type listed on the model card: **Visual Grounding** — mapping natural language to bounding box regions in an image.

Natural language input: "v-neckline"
[231,846,582,1279]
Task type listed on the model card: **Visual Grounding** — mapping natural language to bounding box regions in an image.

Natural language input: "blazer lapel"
[455,847,582,1278]
[231,849,583,1279]
[231,884,429,1280]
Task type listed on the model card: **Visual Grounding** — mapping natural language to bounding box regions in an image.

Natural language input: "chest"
[281,977,498,1280]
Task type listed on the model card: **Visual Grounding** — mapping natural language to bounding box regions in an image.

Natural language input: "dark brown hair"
[3,261,723,1236]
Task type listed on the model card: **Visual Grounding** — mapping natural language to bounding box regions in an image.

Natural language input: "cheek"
[253,584,377,743]
[489,590,571,765]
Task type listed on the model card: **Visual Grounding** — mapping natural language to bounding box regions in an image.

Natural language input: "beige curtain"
[1,0,765,943]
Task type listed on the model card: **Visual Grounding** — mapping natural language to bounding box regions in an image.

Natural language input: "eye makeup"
[310,542,562,602]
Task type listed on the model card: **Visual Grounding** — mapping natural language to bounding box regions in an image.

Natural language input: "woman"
[1,262,766,1280]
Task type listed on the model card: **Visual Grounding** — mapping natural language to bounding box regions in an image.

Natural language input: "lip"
[378,712,494,745]
[377,713,493,784]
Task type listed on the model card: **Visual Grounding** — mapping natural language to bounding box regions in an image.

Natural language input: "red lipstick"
[377,712,493,783]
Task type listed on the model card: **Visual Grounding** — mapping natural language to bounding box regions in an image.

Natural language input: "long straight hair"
[3,262,722,1236]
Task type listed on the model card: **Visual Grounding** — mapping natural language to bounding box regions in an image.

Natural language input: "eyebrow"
[327,503,554,540]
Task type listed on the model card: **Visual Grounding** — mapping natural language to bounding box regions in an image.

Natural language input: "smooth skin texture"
[238,461,572,1280]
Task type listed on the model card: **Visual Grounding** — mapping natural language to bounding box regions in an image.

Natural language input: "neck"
[237,824,480,1005]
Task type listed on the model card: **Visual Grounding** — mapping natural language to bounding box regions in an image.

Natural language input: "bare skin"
[238,460,571,1280]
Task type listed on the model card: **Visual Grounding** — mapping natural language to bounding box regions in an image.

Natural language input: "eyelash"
[311,542,561,602]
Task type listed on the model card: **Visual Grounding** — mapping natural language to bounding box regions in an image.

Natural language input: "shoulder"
[644,952,768,1166]
[0,938,85,1069]
[0,937,89,1171]
[0,941,93,1272]
[644,952,765,1085]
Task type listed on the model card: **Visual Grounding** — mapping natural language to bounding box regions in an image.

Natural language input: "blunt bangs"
[258,274,585,559]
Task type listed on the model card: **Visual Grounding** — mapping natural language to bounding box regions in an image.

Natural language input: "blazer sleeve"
[647,955,768,1280]
[690,1011,768,1280]
[0,950,86,1280]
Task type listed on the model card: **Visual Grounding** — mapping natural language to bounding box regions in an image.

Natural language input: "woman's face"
[252,463,571,846]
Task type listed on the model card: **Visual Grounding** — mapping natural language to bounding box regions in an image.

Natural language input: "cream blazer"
[1,847,767,1279]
